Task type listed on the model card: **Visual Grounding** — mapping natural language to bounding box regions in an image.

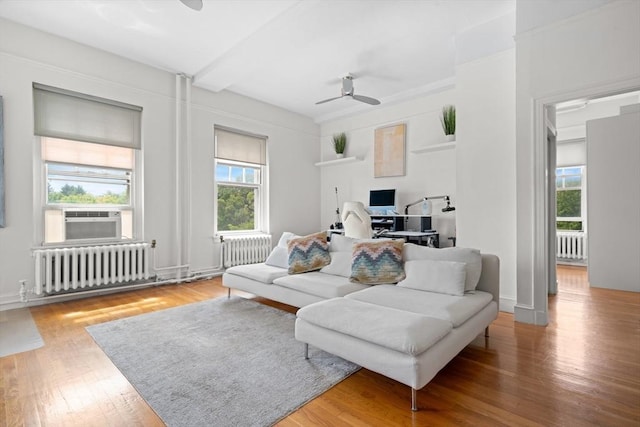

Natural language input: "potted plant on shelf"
[332,132,347,159]
[440,105,456,142]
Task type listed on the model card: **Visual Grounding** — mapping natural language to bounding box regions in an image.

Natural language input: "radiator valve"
[19,280,29,303]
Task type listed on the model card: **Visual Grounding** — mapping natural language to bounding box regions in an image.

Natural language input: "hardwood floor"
[1,266,638,426]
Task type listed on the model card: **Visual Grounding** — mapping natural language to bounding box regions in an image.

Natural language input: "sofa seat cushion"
[297,298,452,356]
[225,263,288,284]
[274,272,369,299]
[346,285,494,327]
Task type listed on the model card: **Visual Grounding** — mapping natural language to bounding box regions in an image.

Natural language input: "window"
[33,84,142,244]
[556,166,585,231]
[214,127,267,233]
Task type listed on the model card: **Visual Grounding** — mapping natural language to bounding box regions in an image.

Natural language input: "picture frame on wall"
[374,123,406,178]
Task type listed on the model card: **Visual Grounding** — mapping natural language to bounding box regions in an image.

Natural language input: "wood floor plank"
[1,266,639,426]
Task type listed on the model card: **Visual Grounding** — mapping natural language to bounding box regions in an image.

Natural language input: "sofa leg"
[304,343,309,360]
[227,288,231,299]
[411,388,418,411]
[485,326,489,337]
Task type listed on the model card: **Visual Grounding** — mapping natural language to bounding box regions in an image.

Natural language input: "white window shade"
[215,127,266,165]
[42,138,134,169]
[33,83,142,149]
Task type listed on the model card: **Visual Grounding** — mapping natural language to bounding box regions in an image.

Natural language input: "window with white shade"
[33,84,142,244]
[556,165,586,231]
[214,126,267,233]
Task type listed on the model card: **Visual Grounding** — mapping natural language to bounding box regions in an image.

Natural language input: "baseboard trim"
[514,304,549,326]
[499,298,516,313]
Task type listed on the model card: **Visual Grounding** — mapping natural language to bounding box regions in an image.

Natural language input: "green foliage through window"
[557,221,583,231]
[217,186,255,231]
[557,189,581,217]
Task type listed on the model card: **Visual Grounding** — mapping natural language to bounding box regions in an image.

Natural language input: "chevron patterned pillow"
[350,239,406,285]
[287,232,331,274]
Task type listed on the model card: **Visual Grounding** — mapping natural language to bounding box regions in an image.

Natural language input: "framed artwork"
[374,123,405,178]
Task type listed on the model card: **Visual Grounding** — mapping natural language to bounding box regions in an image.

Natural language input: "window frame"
[44,161,133,208]
[556,165,587,231]
[214,158,265,234]
[37,138,140,245]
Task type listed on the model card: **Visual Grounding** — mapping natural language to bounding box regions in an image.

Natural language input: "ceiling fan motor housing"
[342,76,354,96]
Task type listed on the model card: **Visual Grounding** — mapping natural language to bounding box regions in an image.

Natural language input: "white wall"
[456,48,517,311]
[0,18,320,308]
[586,111,640,292]
[318,89,458,245]
[317,12,518,311]
[515,0,640,324]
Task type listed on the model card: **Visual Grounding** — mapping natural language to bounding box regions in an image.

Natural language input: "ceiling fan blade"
[180,0,203,11]
[315,95,344,105]
[352,94,381,105]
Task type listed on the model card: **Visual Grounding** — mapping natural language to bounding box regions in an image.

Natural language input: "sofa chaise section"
[294,253,500,411]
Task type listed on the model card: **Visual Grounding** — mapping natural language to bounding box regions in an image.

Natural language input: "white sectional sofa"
[222,232,500,410]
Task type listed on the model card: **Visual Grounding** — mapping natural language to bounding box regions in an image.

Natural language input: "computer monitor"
[369,189,396,215]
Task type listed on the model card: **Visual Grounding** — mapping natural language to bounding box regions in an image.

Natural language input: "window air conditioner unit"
[64,210,122,242]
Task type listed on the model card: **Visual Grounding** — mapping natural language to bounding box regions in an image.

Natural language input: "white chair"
[341,201,373,239]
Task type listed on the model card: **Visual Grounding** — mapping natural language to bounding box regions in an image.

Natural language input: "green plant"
[440,105,456,135]
[332,132,347,154]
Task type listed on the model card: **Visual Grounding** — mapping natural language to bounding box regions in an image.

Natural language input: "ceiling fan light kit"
[316,74,381,106]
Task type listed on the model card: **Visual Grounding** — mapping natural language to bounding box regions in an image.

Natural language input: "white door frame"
[529,78,640,324]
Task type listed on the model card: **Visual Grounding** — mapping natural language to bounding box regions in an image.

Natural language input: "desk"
[380,230,439,247]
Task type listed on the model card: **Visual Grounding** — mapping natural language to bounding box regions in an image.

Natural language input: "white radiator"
[33,243,150,295]
[556,231,588,261]
[222,234,272,267]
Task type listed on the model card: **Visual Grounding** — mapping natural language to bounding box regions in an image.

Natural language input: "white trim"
[499,298,516,314]
[521,77,640,326]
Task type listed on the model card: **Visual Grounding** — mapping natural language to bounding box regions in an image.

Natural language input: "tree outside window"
[556,166,585,231]
[215,161,261,232]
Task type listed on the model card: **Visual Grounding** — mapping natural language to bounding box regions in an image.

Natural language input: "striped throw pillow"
[287,232,331,274]
[350,239,405,284]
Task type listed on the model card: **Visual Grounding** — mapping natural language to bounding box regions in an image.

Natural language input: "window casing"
[215,160,262,232]
[214,126,267,234]
[33,84,142,245]
[556,166,586,231]
[41,138,136,243]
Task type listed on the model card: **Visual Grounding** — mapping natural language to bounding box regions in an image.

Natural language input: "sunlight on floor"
[64,297,168,323]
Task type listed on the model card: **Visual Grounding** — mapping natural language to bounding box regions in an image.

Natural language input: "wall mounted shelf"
[410,141,456,154]
[314,156,362,167]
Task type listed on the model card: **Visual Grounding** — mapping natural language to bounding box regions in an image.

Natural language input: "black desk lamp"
[404,195,456,215]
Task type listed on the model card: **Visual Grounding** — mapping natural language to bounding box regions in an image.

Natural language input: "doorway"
[548,90,640,297]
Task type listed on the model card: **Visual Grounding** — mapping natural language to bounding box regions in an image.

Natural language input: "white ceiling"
[0,0,516,122]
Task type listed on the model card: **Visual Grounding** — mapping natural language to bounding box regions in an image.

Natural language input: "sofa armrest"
[476,254,500,310]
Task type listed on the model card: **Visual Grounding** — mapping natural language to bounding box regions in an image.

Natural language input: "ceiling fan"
[316,74,381,106]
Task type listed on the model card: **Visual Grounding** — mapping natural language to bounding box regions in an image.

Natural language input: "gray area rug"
[86,296,359,427]
[0,308,44,357]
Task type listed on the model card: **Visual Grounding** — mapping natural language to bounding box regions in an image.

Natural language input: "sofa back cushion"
[319,251,353,277]
[403,244,482,292]
[264,246,289,268]
[287,232,331,274]
[329,233,389,252]
[265,231,300,268]
[397,260,467,296]
[350,239,405,285]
